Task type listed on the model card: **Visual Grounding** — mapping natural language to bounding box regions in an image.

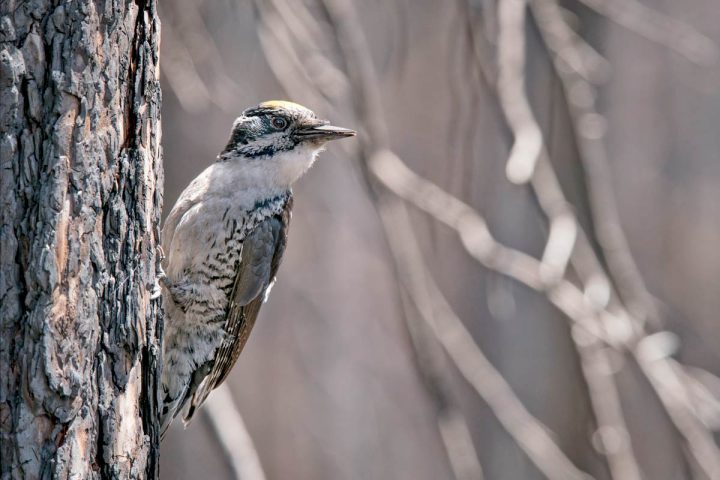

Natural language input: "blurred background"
[157,1,720,479]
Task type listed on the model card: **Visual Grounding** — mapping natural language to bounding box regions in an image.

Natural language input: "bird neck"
[217,143,322,193]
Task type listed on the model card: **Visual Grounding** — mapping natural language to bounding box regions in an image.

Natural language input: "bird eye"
[271,116,287,130]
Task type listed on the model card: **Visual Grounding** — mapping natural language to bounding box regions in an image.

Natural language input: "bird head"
[218,100,355,189]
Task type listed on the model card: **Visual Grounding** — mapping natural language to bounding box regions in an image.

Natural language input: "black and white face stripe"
[218,101,354,162]
[220,105,318,160]
[233,131,298,159]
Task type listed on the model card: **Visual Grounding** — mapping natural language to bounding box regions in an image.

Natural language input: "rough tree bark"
[0,1,162,478]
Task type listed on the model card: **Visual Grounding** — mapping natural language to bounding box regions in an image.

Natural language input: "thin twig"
[393,216,486,480]
[530,0,659,328]
[203,384,267,480]
[576,0,718,67]
[572,325,644,480]
[496,2,645,477]
[529,1,720,475]
[317,0,597,476]
[160,0,243,111]
[252,1,720,479]
[254,5,487,479]
[437,409,486,480]
[496,0,544,186]
[382,199,592,480]
[636,334,720,479]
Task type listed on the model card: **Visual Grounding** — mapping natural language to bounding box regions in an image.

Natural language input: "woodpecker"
[159,101,355,435]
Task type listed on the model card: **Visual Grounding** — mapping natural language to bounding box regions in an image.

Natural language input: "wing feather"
[184,195,292,421]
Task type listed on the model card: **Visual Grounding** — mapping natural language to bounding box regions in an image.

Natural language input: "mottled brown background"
[158,1,720,479]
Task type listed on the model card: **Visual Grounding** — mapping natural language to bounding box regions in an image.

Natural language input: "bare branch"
[161,19,213,113]
[203,384,267,480]
[252,1,720,479]
[572,325,644,480]
[381,199,593,480]
[393,216,486,480]
[316,0,597,476]
[496,0,544,185]
[635,335,720,479]
[529,2,720,475]
[437,409,486,480]
[255,4,486,479]
[159,0,243,111]
[530,0,660,328]
[576,0,718,66]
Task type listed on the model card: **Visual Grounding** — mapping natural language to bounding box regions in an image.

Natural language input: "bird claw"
[150,274,171,300]
[150,276,163,300]
[151,246,167,300]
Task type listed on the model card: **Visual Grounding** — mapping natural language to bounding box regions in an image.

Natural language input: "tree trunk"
[0,1,162,478]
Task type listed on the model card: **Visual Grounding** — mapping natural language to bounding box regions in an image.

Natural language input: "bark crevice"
[0,1,162,478]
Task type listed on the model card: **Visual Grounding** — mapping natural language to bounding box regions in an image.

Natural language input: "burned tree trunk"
[0,1,162,478]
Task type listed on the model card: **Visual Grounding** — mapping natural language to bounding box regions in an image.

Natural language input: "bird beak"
[295,123,356,142]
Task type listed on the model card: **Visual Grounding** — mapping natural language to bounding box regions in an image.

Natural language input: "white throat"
[242,143,323,188]
[206,143,323,208]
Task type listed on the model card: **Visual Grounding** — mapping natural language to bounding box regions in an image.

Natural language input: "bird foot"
[151,246,167,300]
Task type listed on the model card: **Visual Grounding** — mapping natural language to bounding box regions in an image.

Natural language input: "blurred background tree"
[159,1,720,479]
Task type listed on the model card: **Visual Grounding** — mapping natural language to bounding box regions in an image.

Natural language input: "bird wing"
[161,167,214,256]
[184,195,292,421]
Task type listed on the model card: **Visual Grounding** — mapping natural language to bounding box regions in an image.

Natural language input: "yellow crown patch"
[259,100,307,110]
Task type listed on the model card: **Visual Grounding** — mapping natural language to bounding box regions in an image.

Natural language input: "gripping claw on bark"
[151,246,167,300]
[150,278,163,300]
